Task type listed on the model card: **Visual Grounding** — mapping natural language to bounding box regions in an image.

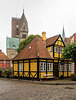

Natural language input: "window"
[3,60,6,64]
[59,64,63,71]
[23,25,25,30]
[19,63,23,71]
[55,47,59,53]
[60,48,62,53]
[16,28,19,35]
[50,46,53,51]
[22,34,26,38]
[40,62,46,71]
[47,63,52,71]
[68,64,71,71]
[64,64,67,71]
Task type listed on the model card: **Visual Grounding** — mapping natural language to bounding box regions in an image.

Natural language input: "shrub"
[4,69,12,78]
[71,74,76,81]
[59,75,63,79]
[0,69,2,77]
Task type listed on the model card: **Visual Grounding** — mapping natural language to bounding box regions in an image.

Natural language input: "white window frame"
[55,47,59,53]
[3,60,6,64]
[60,47,62,53]
[64,64,67,71]
[59,64,63,71]
[69,64,71,71]
[40,62,46,71]
[19,63,23,71]
[47,63,52,71]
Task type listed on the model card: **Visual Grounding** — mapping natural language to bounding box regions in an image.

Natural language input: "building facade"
[64,33,76,74]
[6,10,28,59]
[0,50,10,68]
[12,10,28,42]
[13,32,72,80]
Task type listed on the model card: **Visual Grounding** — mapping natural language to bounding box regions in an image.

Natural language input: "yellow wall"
[54,36,64,58]
[47,47,53,57]
[24,63,29,71]
[39,60,53,79]
[47,36,65,59]
[30,60,37,78]
[59,71,72,77]
[13,59,37,78]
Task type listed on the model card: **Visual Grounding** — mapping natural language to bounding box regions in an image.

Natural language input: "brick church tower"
[6,10,28,59]
[12,9,28,41]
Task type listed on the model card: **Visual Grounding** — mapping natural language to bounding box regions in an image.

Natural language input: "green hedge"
[3,69,12,78]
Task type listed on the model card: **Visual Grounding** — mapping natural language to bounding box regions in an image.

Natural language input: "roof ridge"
[47,34,59,40]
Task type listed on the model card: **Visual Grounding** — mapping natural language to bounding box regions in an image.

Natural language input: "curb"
[35,82,76,85]
[1,78,76,85]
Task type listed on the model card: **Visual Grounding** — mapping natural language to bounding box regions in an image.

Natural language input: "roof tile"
[13,37,53,60]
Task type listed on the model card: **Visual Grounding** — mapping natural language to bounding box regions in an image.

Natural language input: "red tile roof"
[0,51,10,60]
[64,36,72,46]
[46,35,59,46]
[13,37,53,60]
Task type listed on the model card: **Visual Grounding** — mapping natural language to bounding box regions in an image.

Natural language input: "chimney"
[0,49,2,52]
[42,32,46,40]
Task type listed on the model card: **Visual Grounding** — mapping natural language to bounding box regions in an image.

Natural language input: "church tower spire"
[62,25,65,41]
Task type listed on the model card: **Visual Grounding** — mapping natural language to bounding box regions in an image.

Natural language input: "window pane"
[41,63,43,71]
[50,63,52,70]
[47,63,49,70]
[44,63,46,71]
[3,61,6,64]
[51,46,53,51]
[19,63,23,71]
[22,34,26,38]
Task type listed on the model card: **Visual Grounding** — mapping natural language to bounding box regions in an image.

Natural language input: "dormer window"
[28,46,31,50]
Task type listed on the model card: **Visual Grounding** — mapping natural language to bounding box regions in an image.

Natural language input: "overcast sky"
[0,0,76,54]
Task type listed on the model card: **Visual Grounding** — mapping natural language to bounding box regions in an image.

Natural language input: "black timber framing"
[53,45,54,57]
[18,61,19,77]
[23,60,24,78]
[58,59,59,77]
[29,60,30,78]
[37,58,39,79]
[67,61,68,78]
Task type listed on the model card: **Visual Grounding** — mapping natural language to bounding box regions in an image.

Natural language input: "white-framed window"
[59,64,63,71]
[47,63,52,71]
[19,63,23,71]
[68,64,71,71]
[60,48,62,53]
[40,62,46,71]
[3,60,6,64]
[50,46,53,51]
[64,64,67,71]
[55,47,59,53]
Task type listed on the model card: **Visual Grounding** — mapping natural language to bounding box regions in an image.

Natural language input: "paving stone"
[0,78,76,100]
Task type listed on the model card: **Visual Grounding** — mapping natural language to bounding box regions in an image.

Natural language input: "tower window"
[16,28,19,35]
[23,25,25,30]
[22,34,26,38]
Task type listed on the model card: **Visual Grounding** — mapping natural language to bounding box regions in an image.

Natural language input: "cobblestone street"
[0,78,76,100]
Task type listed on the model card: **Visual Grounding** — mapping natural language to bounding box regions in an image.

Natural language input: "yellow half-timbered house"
[13,32,72,80]
[46,34,72,78]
